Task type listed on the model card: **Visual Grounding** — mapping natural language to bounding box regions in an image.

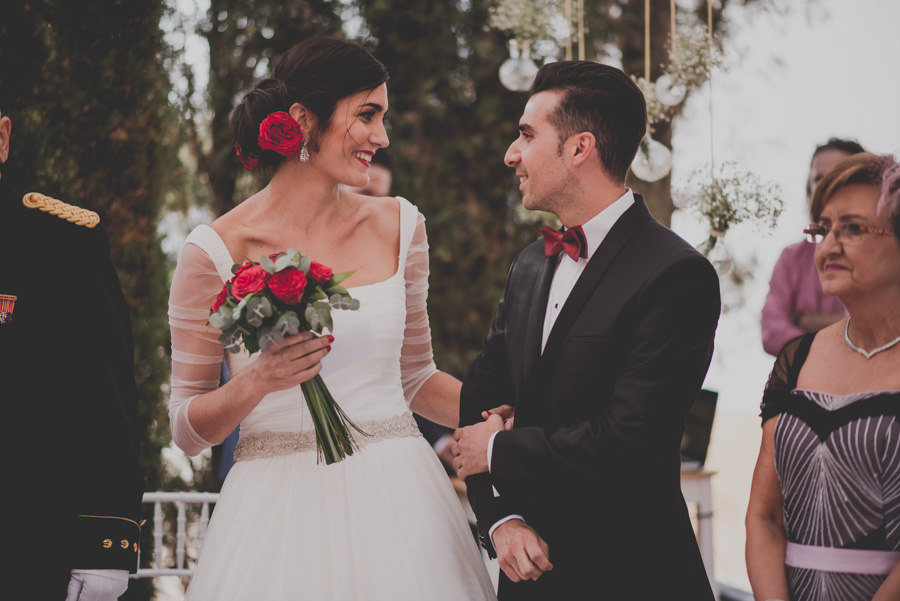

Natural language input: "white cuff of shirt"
[487,431,500,497]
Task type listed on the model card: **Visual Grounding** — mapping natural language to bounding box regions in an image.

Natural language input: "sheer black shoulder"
[759,333,816,423]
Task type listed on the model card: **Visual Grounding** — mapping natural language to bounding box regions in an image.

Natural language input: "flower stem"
[300,375,368,465]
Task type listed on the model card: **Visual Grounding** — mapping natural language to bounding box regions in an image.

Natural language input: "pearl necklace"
[844,318,900,359]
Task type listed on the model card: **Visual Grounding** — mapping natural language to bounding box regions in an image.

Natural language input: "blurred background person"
[760,138,865,356]
[746,153,900,601]
[348,146,392,197]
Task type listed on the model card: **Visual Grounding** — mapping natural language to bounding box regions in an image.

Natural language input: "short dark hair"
[806,137,866,198]
[530,61,647,182]
[232,37,389,171]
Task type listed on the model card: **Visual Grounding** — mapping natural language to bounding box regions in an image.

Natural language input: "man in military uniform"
[0,107,144,599]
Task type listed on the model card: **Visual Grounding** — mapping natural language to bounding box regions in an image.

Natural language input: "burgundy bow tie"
[539,225,588,261]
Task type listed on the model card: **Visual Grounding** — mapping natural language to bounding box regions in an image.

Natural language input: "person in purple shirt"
[760,138,865,356]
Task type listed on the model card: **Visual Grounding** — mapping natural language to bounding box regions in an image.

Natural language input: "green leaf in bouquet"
[220,329,243,354]
[232,295,250,322]
[325,284,349,297]
[275,311,301,336]
[243,332,260,354]
[298,255,311,274]
[258,325,284,352]
[259,255,276,274]
[275,252,300,272]
[331,270,354,285]
[330,294,360,311]
[209,308,234,330]
[246,296,273,327]
[304,302,333,333]
[307,287,328,301]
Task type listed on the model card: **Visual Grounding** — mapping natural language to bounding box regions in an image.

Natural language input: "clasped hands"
[451,405,514,482]
[451,405,553,582]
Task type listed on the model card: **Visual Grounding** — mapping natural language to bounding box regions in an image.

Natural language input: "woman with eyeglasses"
[746,153,900,601]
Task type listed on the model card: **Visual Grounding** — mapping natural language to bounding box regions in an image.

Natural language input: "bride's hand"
[482,404,515,430]
[247,331,332,395]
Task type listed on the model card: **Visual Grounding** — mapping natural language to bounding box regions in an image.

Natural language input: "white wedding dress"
[167,197,496,600]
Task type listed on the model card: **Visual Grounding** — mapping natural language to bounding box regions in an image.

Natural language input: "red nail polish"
[328,335,335,343]
[327,345,332,351]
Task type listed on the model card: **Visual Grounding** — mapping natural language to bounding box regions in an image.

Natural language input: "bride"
[167,37,497,600]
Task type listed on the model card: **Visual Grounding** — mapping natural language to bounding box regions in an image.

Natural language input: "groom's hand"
[451,414,504,481]
[492,520,553,582]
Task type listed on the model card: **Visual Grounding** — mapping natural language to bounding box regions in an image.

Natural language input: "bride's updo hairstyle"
[232,37,389,170]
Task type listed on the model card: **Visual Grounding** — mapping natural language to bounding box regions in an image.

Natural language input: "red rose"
[230,265,269,299]
[211,286,229,313]
[258,112,304,157]
[232,260,256,278]
[308,261,334,285]
[267,267,307,304]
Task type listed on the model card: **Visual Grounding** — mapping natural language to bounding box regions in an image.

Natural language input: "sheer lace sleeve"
[400,211,439,405]
[759,333,815,423]
[168,242,226,456]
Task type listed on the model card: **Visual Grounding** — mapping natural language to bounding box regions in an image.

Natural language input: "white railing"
[132,492,219,579]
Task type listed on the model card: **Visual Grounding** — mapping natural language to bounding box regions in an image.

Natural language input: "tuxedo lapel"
[541,196,653,362]
[522,251,559,384]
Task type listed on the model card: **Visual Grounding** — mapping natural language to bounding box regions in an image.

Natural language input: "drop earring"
[299,139,310,162]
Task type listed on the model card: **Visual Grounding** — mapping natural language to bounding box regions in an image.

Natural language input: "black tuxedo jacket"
[0,174,144,597]
[460,196,720,600]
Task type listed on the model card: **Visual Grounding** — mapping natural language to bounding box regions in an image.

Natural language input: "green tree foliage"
[0,2,178,597]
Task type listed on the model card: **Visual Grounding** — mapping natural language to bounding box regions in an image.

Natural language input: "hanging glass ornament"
[499,41,539,92]
[655,74,687,106]
[631,135,672,182]
[702,232,734,277]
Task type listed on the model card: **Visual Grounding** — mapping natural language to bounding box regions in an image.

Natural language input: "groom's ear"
[569,132,597,168]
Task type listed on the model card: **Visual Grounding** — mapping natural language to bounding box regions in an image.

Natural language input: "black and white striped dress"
[761,334,900,601]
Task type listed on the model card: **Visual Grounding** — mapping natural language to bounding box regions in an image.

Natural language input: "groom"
[453,61,720,600]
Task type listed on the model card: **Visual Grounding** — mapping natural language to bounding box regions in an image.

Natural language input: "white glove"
[65,569,129,601]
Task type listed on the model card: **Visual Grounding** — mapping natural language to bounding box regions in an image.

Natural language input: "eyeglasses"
[804,222,896,244]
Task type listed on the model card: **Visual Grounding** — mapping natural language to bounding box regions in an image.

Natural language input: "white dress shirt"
[486,189,635,542]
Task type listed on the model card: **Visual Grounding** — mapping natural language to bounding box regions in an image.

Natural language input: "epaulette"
[22,192,100,228]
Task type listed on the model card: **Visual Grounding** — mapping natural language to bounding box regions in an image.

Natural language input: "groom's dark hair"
[531,61,646,183]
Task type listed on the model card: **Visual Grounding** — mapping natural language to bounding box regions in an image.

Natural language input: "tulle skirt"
[185,435,496,600]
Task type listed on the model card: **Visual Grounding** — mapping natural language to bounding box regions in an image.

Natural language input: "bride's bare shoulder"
[207,193,265,259]
[345,192,401,234]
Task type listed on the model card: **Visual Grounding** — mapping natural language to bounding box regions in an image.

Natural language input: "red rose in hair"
[230,265,269,299]
[267,267,307,304]
[258,112,304,157]
[308,261,334,285]
[211,286,229,313]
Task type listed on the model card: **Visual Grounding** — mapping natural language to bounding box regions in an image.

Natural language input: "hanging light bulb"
[499,41,539,92]
[655,74,687,106]
[630,135,672,182]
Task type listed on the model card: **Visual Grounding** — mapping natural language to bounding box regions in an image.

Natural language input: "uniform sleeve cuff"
[70,515,142,573]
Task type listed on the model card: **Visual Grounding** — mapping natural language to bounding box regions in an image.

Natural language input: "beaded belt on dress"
[233,411,423,462]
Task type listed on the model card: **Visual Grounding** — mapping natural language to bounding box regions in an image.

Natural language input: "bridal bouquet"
[208,249,366,465]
